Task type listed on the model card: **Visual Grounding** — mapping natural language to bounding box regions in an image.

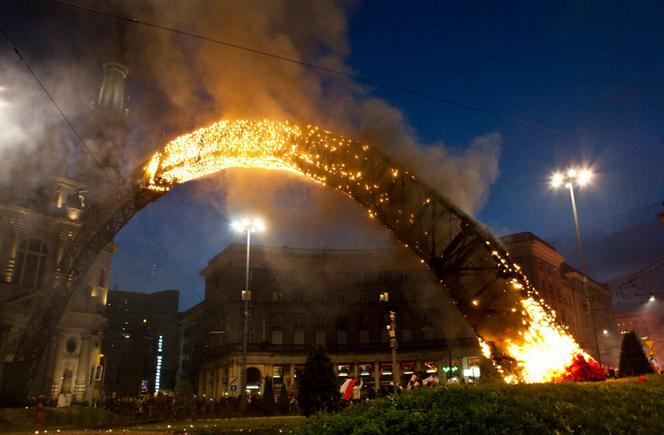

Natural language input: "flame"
[506,297,591,383]
[144,119,597,384]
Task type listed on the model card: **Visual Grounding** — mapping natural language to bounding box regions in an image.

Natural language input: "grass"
[0,406,122,433]
[122,415,305,433]
[298,375,664,434]
[3,377,663,434]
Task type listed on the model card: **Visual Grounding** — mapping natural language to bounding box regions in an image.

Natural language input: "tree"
[619,330,653,377]
[262,376,275,415]
[174,379,195,419]
[278,384,290,415]
[297,345,339,416]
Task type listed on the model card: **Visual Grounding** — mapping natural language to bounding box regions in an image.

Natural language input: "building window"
[293,314,304,330]
[360,313,369,329]
[273,313,284,330]
[294,292,304,303]
[13,238,47,288]
[337,293,346,303]
[272,291,283,302]
[66,338,77,354]
[314,314,325,329]
[336,315,348,329]
[359,292,368,303]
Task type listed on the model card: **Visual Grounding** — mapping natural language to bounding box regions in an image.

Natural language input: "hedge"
[298,375,664,434]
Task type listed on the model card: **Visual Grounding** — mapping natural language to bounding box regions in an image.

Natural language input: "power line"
[48,0,565,136]
[46,0,664,165]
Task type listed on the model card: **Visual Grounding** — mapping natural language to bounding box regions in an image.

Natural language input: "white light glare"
[231,216,266,233]
[577,168,593,186]
[550,172,564,188]
[550,167,594,189]
[649,294,656,303]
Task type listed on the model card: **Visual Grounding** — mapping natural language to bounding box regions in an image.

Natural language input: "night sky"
[2,1,663,311]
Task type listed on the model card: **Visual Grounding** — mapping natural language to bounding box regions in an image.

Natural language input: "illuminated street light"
[649,294,656,303]
[231,215,265,411]
[550,165,602,364]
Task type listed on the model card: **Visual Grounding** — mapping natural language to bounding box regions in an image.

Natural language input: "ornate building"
[0,62,127,404]
[181,244,482,397]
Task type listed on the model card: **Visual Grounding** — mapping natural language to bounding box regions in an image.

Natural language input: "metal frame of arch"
[2,121,550,403]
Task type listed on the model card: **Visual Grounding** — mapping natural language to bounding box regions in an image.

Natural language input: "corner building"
[185,244,482,397]
[500,232,620,366]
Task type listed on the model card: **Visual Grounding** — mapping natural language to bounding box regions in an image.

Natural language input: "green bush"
[278,384,290,415]
[297,345,340,416]
[619,330,654,376]
[297,376,664,434]
[263,376,275,415]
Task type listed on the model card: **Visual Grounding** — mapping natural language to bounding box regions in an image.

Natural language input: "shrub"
[619,330,654,376]
[174,379,195,419]
[262,376,275,415]
[297,345,339,416]
[278,384,290,415]
[297,376,664,434]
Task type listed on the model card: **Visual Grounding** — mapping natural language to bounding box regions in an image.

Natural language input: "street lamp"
[550,166,602,364]
[231,216,265,410]
[379,292,398,395]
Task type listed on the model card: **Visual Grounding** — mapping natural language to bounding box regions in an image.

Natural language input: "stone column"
[50,331,65,400]
[3,219,24,283]
[74,335,92,403]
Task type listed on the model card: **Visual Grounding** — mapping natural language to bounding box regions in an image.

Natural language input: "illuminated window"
[13,238,47,288]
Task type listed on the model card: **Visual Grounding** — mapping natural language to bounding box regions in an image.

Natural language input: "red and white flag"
[339,378,358,401]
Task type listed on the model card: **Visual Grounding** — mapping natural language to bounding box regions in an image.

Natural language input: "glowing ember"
[144,119,597,384]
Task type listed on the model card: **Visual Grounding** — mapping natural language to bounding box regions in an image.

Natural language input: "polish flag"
[339,378,358,401]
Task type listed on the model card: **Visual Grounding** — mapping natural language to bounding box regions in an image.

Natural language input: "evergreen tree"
[278,384,290,415]
[262,376,275,415]
[619,330,653,376]
[297,345,340,416]
[174,379,195,419]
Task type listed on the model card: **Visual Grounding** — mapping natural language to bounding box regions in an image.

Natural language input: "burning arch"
[5,120,589,402]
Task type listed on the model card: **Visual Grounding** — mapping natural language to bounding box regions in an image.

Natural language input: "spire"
[96,62,128,117]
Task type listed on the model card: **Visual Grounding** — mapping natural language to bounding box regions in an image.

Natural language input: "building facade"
[182,244,482,398]
[500,232,620,366]
[102,290,180,397]
[0,61,127,403]
[0,182,115,403]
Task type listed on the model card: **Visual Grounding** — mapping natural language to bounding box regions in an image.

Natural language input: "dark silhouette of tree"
[278,384,290,415]
[297,345,339,416]
[619,330,653,376]
[174,380,195,419]
[262,376,275,415]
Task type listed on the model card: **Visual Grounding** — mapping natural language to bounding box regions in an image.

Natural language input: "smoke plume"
[2,0,500,238]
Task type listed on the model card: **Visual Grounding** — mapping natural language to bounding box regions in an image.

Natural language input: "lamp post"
[550,167,602,364]
[231,216,265,410]
[380,291,398,394]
